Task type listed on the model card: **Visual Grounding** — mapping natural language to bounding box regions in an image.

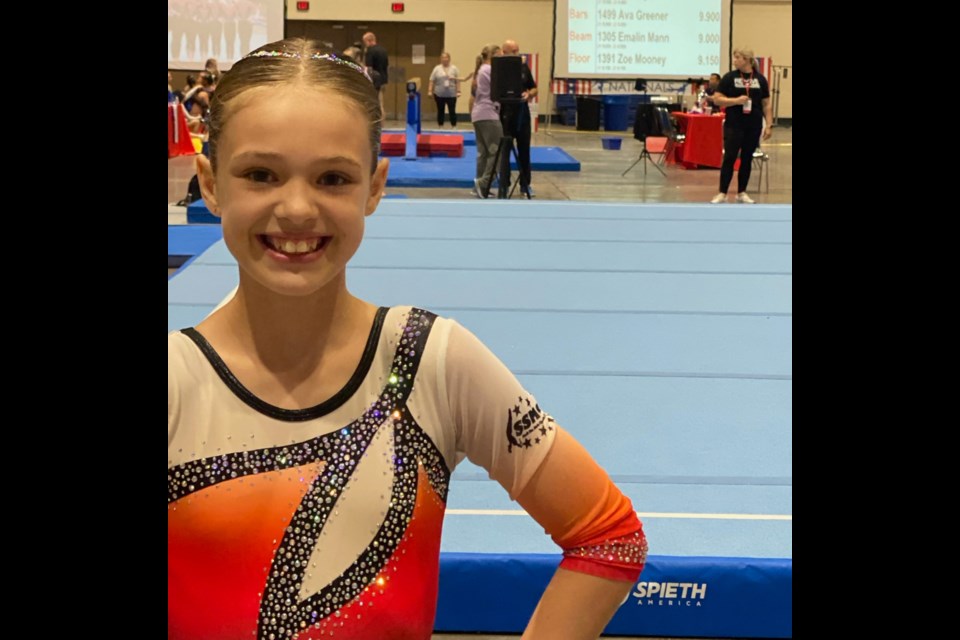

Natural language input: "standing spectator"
[498,39,538,199]
[709,48,772,204]
[471,44,503,199]
[428,52,461,128]
[363,31,390,116]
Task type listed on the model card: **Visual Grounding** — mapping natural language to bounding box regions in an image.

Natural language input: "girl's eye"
[319,174,349,187]
[245,169,274,183]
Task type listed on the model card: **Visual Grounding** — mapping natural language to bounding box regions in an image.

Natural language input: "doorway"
[285,20,445,121]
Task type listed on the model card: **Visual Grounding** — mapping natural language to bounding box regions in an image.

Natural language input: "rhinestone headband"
[242,50,372,82]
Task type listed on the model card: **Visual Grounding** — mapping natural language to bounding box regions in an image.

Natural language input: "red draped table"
[671,112,725,169]
[168,102,196,158]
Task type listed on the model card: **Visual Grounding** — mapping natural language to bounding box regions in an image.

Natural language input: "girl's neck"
[200,276,378,370]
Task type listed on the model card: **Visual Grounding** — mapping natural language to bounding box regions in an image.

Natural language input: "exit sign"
[391,2,405,12]
[296,1,309,10]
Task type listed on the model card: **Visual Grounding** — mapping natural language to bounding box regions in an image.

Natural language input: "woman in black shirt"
[709,48,772,204]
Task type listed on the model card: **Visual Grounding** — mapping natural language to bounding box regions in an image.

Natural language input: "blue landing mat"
[168,225,222,267]
[168,225,223,278]
[186,200,219,224]
[185,195,409,224]
[167,199,792,638]
[384,146,580,188]
[435,554,791,638]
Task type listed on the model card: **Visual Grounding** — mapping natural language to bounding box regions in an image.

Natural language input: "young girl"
[168,37,647,640]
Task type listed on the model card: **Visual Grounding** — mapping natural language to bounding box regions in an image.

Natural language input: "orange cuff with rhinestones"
[559,526,648,581]
[552,474,647,582]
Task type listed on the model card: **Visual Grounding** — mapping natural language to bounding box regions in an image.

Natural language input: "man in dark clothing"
[498,39,538,198]
[363,32,390,115]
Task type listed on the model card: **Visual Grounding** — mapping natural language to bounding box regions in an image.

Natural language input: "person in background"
[703,73,722,113]
[204,57,222,83]
[362,31,390,116]
[498,39,538,199]
[170,39,648,638]
[709,48,772,204]
[342,46,362,64]
[706,73,721,97]
[428,52,461,128]
[471,44,503,199]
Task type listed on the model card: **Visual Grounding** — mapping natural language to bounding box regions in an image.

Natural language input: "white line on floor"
[446,509,791,521]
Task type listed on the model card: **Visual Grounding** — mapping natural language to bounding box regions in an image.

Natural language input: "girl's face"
[198,85,389,299]
[440,54,450,66]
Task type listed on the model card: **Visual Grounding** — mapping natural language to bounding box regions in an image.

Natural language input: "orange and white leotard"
[168,306,647,639]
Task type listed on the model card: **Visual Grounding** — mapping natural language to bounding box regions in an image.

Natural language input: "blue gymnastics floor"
[384,145,580,187]
[167,200,792,638]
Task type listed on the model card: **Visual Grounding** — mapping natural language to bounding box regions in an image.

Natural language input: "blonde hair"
[733,47,758,72]
[480,44,501,61]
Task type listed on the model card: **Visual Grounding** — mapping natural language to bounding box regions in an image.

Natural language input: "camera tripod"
[621,137,667,177]
[492,100,532,199]
[491,134,521,199]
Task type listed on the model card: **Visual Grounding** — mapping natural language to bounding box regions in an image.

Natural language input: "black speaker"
[632,104,662,141]
[491,56,524,102]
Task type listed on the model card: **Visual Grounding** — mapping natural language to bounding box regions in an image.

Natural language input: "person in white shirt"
[428,52,461,128]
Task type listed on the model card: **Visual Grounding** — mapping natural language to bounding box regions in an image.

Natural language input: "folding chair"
[752,148,770,194]
[622,104,668,177]
[653,106,685,167]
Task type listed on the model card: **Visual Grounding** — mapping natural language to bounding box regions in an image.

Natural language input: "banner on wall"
[551,79,690,96]
[755,57,773,80]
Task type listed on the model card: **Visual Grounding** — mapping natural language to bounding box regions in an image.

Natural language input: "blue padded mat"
[185,195,408,225]
[383,146,580,187]
[186,199,219,224]
[167,199,792,638]
[168,225,222,268]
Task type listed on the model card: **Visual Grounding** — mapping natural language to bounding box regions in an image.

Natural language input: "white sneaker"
[710,193,727,204]
[735,192,755,204]
[473,178,487,199]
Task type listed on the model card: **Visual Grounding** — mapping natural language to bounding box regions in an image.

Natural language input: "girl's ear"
[195,155,221,217]
[365,158,390,216]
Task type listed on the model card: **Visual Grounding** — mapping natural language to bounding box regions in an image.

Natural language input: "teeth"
[267,237,323,254]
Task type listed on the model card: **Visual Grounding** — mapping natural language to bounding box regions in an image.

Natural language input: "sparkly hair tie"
[243,50,372,82]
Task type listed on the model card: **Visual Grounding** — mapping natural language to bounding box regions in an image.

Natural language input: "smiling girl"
[168,37,647,640]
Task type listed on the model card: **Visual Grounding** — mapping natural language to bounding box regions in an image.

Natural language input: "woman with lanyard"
[709,48,772,204]
[428,52,461,128]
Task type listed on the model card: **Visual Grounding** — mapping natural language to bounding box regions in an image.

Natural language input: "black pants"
[719,125,762,194]
[434,96,457,127]
[500,103,532,188]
